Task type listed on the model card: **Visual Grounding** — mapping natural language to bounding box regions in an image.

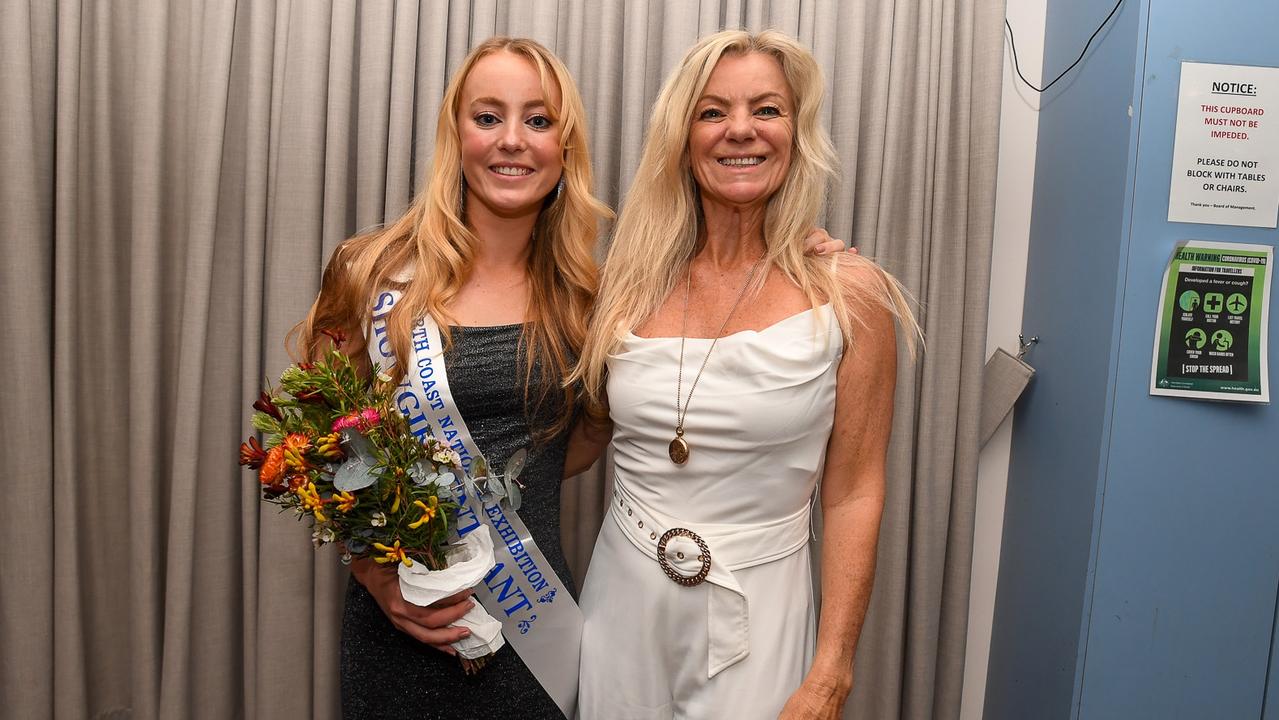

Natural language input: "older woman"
[574,31,917,719]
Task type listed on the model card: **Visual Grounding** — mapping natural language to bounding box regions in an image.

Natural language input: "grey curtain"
[0,1,1002,718]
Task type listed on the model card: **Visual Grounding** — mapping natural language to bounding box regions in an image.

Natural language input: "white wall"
[959,2,1047,718]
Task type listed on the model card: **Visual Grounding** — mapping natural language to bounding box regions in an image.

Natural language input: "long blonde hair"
[577,30,918,411]
[293,37,611,438]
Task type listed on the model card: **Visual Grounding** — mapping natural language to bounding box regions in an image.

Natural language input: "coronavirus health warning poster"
[1151,240,1272,402]
[1167,62,1279,228]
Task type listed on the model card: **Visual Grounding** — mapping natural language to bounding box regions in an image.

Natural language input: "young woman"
[292,37,608,718]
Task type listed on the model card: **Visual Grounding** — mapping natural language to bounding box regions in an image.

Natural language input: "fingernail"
[460,629,471,638]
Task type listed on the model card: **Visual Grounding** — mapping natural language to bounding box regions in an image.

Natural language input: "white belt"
[609,482,812,678]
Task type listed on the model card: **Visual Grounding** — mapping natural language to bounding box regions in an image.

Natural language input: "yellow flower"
[315,432,345,462]
[334,491,357,513]
[282,433,312,472]
[298,482,328,522]
[390,484,403,514]
[407,497,439,529]
[372,540,412,566]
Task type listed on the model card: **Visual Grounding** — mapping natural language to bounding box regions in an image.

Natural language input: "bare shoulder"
[831,251,888,292]
[834,253,897,321]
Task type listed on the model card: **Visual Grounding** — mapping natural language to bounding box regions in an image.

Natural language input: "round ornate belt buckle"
[656,528,711,587]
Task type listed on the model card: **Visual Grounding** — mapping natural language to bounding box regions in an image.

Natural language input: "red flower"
[239,437,268,469]
[253,391,283,421]
[320,328,346,348]
[295,388,325,404]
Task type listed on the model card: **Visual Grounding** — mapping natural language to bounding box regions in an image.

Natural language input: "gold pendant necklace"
[670,252,765,465]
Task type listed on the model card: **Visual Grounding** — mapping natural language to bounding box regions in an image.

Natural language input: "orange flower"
[334,491,357,513]
[282,433,312,472]
[258,446,286,486]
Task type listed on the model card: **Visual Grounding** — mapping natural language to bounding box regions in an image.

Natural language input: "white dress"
[578,305,843,720]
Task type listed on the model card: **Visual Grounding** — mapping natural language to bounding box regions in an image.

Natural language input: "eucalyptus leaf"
[342,431,378,467]
[332,459,377,492]
[408,461,438,487]
[435,481,456,501]
[506,477,522,511]
[472,453,489,480]
[487,479,507,499]
[504,448,528,481]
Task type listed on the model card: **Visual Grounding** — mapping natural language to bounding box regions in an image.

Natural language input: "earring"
[548,176,565,204]
[458,174,467,214]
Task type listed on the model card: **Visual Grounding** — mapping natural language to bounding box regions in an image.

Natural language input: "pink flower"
[332,413,360,432]
[332,407,382,434]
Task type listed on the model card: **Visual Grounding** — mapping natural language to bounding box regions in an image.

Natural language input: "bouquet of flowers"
[238,340,525,672]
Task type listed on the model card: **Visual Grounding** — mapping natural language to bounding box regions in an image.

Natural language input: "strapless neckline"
[625,303,833,343]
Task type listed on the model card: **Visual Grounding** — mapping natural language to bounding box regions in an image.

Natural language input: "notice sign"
[1151,241,1272,402]
[1167,62,1279,228]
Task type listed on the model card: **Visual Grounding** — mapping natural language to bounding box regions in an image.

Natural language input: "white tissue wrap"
[397,525,506,659]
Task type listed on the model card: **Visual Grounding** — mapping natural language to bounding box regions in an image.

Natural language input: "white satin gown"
[578,305,843,720]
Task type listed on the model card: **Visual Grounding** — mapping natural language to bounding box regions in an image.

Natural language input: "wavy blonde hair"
[576,30,919,411]
[292,37,611,439]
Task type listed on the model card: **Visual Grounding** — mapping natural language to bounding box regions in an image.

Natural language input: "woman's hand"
[350,556,476,654]
[777,671,852,719]
[803,227,856,256]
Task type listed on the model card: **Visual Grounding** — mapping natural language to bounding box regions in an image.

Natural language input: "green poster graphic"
[1151,240,1272,402]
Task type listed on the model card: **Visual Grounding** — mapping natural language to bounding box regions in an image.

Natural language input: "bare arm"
[780,279,898,719]
[563,415,613,478]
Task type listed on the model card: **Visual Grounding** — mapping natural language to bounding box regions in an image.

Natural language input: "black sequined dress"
[341,324,574,720]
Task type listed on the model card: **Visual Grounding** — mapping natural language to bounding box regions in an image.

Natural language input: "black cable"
[1005,0,1126,94]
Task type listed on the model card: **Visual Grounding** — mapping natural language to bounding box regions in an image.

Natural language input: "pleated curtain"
[0,1,1003,717]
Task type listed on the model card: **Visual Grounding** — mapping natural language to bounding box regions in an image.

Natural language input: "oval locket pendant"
[669,433,689,465]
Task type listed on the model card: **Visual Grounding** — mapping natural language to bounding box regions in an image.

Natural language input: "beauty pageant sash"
[369,290,582,718]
